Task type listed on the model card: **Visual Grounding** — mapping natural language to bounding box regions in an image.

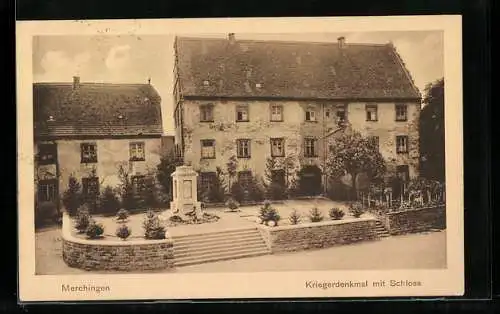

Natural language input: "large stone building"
[172,34,421,197]
[33,77,164,212]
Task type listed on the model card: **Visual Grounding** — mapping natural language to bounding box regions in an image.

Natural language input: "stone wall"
[384,205,446,235]
[258,218,379,253]
[61,214,174,271]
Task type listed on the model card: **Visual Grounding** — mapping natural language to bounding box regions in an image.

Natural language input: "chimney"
[228,33,236,43]
[73,76,80,89]
[337,36,346,49]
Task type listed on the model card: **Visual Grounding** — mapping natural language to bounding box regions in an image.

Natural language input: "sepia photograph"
[17,16,463,301]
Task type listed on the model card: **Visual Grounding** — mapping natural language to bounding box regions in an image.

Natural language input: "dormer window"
[117,114,124,119]
[47,115,55,122]
[203,80,210,86]
[255,83,262,89]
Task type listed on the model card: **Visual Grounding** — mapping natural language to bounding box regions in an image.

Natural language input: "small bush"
[116,224,131,240]
[329,207,345,220]
[116,208,129,221]
[143,210,166,240]
[62,175,83,216]
[225,197,240,211]
[259,201,281,225]
[230,182,245,203]
[349,202,364,218]
[99,186,121,216]
[85,219,104,239]
[289,209,301,225]
[308,207,324,223]
[74,206,91,233]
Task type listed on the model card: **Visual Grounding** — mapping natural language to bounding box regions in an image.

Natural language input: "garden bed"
[61,213,174,271]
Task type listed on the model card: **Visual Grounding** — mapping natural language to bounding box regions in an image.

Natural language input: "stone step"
[173,233,264,246]
[175,236,266,252]
[171,227,258,241]
[175,247,270,267]
[175,242,267,258]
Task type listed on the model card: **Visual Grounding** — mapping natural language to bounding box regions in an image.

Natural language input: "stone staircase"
[172,227,271,267]
[374,220,391,238]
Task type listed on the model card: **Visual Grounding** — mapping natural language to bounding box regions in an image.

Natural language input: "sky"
[33,31,444,135]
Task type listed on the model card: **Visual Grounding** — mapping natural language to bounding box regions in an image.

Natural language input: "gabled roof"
[175,36,421,101]
[33,82,163,139]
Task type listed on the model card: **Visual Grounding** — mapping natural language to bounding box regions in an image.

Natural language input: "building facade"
[34,77,164,212]
[173,34,421,197]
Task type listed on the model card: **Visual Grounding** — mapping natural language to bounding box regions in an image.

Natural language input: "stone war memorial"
[168,165,204,221]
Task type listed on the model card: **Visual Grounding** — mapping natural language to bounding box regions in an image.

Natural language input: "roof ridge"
[34,82,152,87]
[175,36,390,47]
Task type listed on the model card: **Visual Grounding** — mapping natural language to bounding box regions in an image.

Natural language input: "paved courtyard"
[35,226,446,275]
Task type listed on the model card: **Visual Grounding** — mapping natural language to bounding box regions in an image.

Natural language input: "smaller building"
[34,77,164,212]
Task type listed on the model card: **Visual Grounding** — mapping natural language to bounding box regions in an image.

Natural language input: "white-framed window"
[200,139,215,159]
[237,170,253,187]
[336,104,347,123]
[395,103,408,121]
[82,177,100,198]
[38,179,57,202]
[396,135,409,153]
[80,143,97,163]
[199,104,214,122]
[366,104,378,121]
[236,105,249,122]
[270,138,285,157]
[237,139,251,158]
[270,104,283,121]
[305,108,316,122]
[129,142,145,161]
[304,137,318,157]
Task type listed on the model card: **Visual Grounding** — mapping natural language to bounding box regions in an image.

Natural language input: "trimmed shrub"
[230,182,245,203]
[349,202,364,218]
[329,207,345,220]
[74,206,91,233]
[143,210,166,240]
[85,219,104,239]
[62,175,83,216]
[259,200,281,225]
[116,224,131,240]
[308,207,324,223]
[99,186,121,216]
[289,209,301,225]
[225,197,240,212]
[116,208,129,221]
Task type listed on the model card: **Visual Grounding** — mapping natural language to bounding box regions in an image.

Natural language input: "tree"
[263,157,287,200]
[62,175,83,216]
[326,130,386,200]
[225,155,238,193]
[99,186,121,216]
[420,78,445,182]
[117,165,137,211]
[156,154,183,200]
[208,167,227,203]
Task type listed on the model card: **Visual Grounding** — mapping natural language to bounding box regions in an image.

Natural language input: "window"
[82,177,99,198]
[396,136,409,153]
[336,104,347,123]
[129,142,145,161]
[271,169,286,186]
[366,104,378,121]
[38,179,57,202]
[199,104,214,122]
[38,144,57,165]
[370,136,380,151]
[396,165,410,182]
[304,137,318,157]
[270,138,285,157]
[395,103,408,121]
[236,105,249,122]
[80,143,97,163]
[270,104,283,121]
[237,139,251,158]
[200,172,216,194]
[305,108,316,122]
[200,139,215,159]
[131,175,146,193]
[238,171,253,187]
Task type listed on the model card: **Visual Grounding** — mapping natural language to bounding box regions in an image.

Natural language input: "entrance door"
[298,165,322,196]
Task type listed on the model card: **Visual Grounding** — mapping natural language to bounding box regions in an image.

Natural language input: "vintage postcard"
[17,16,463,301]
